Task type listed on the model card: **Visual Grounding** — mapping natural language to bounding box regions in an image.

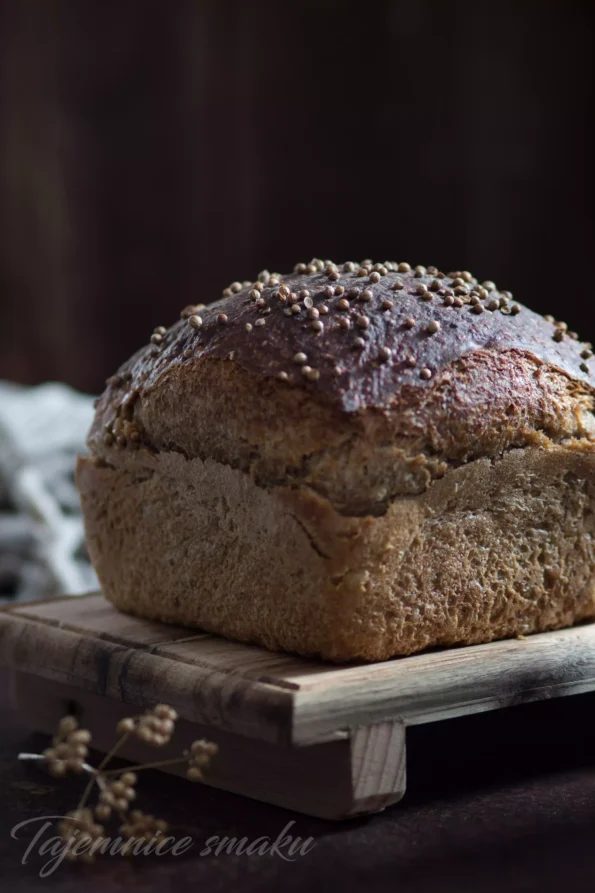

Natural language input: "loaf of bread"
[77,259,595,661]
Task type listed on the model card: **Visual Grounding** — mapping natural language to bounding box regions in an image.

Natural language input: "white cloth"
[0,381,98,601]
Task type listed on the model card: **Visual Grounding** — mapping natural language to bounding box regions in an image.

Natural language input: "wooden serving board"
[2,593,595,819]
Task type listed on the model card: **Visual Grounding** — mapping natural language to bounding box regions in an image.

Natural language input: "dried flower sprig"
[117,703,177,747]
[18,704,218,863]
[42,715,92,777]
[58,810,104,864]
[120,810,169,846]
[187,739,218,782]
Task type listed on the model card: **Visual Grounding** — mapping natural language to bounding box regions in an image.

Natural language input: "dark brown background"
[1,0,594,394]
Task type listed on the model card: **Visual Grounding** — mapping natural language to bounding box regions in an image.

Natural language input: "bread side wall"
[77,441,595,662]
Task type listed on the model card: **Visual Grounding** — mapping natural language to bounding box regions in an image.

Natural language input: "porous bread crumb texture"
[77,442,595,662]
[78,259,595,661]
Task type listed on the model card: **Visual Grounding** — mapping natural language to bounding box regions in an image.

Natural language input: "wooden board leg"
[11,672,407,820]
[348,721,406,816]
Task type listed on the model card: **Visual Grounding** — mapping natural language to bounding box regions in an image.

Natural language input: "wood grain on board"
[3,593,595,745]
[2,593,595,818]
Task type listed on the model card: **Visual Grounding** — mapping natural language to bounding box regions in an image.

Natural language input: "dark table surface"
[2,666,595,893]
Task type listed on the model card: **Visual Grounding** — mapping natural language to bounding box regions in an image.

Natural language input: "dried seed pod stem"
[20,706,217,862]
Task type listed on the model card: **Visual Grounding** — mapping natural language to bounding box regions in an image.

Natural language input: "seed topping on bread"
[97,259,594,450]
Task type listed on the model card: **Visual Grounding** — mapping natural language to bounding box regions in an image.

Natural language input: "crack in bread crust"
[77,441,595,662]
[89,350,595,517]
